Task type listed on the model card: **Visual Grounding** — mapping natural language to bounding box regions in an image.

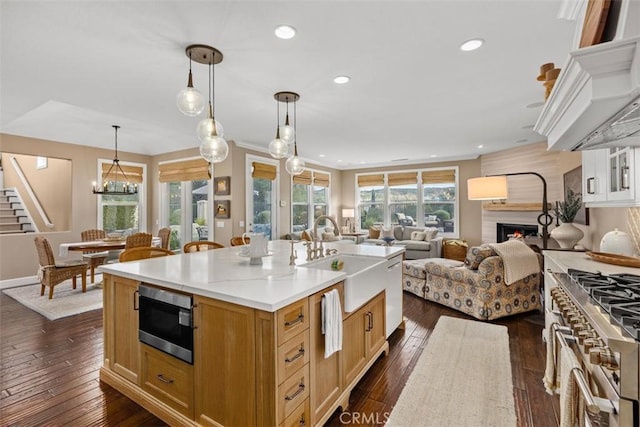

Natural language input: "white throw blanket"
[321,289,343,358]
[488,240,540,285]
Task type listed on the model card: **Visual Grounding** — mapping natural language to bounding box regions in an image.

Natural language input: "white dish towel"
[321,289,343,358]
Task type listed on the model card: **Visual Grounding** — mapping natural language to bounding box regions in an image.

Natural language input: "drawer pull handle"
[299,414,306,426]
[284,313,304,327]
[586,177,595,194]
[285,382,305,401]
[133,290,139,311]
[156,374,174,384]
[285,346,305,364]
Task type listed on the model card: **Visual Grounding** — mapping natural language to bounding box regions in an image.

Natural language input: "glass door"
[167,182,183,251]
[164,179,211,251]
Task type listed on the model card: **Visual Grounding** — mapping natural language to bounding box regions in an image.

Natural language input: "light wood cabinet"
[193,296,256,427]
[141,343,193,418]
[342,291,386,388]
[309,282,344,426]
[103,274,140,384]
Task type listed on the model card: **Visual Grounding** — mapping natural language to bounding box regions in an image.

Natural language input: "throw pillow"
[410,230,426,241]
[380,227,394,239]
[424,227,439,241]
[369,226,381,239]
[322,232,339,242]
[464,245,497,270]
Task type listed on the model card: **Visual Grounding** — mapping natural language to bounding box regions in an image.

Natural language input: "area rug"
[2,277,103,321]
[387,316,516,427]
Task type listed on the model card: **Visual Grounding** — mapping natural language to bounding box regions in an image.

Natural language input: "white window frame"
[245,154,280,239]
[289,167,331,231]
[96,158,147,233]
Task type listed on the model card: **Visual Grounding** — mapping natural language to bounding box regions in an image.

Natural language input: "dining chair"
[34,236,88,299]
[125,232,153,249]
[119,247,174,262]
[80,229,109,283]
[230,236,248,247]
[158,227,171,250]
[183,241,225,252]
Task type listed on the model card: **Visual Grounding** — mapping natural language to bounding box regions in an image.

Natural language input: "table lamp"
[342,208,355,233]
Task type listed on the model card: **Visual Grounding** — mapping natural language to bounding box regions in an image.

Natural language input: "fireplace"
[496,223,538,243]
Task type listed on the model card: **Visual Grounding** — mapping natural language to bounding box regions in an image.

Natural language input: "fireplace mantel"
[482,202,551,211]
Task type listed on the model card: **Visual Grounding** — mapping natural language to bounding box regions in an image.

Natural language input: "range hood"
[535,36,640,151]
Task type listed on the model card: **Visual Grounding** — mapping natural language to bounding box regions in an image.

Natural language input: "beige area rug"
[387,316,516,427]
[3,276,103,321]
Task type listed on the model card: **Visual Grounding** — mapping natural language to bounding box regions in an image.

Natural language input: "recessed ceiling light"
[359,161,366,164]
[526,101,544,109]
[319,154,325,157]
[337,159,343,162]
[333,75,350,84]
[430,154,437,158]
[460,38,484,52]
[274,25,296,40]
[477,145,483,149]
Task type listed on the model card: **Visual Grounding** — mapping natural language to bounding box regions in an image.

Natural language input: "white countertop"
[543,250,640,276]
[99,240,405,312]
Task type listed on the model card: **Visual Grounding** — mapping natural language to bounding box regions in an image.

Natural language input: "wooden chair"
[158,227,171,250]
[125,232,153,249]
[34,236,88,299]
[230,236,248,246]
[80,229,109,283]
[119,247,174,262]
[184,241,225,252]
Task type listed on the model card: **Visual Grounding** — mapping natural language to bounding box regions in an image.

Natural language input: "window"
[290,169,331,231]
[159,158,212,251]
[247,157,279,239]
[355,167,458,237]
[97,159,145,234]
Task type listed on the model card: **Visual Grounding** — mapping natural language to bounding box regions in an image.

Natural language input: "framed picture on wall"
[563,166,589,225]
[214,200,230,219]
[214,176,230,195]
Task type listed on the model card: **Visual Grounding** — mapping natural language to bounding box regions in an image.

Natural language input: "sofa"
[363,225,442,259]
[283,227,357,244]
[402,243,542,320]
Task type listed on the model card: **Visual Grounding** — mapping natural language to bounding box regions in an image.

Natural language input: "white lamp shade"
[467,176,508,200]
[342,209,355,218]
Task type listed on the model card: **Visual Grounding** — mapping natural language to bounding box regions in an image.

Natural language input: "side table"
[341,231,369,244]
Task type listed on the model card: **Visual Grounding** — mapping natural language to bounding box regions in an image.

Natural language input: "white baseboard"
[1,276,38,290]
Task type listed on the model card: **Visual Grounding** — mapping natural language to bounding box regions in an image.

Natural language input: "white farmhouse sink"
[304,254,387,313]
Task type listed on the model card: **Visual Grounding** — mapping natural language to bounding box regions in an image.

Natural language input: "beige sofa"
[402,244,542,320]
[363,225,442,259]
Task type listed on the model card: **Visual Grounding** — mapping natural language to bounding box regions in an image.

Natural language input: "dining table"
[59,237,162,257]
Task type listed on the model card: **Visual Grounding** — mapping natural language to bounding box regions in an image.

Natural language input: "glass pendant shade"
[285,153,305,175]
[197,117,224,141]
[268,131,289,159]
[279,117,295,143]
[176,86,205,116]
[199,136,229,163]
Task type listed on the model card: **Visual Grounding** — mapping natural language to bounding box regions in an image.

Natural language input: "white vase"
[550,222,584,249]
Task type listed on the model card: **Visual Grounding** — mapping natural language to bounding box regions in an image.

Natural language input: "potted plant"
[551,189,584,248]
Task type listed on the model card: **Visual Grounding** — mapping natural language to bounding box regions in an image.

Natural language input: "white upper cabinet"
[582,146,640,206]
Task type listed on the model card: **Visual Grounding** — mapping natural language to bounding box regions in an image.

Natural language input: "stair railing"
[9,156,54,228]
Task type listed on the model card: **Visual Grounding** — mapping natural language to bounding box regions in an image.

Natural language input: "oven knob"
[589,347,619,369]
[572,323,587,333]
[584,338,599,351]
[577,329,595,344]
[568,314,585,325]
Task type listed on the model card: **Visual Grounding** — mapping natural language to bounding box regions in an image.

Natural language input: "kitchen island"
[99,240,404,427]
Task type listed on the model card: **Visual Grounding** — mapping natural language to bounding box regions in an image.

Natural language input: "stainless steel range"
[544,262,640,427]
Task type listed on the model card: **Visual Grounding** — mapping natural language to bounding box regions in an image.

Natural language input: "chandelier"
[177,44,228,163]
[269,92,304,175]
[92,125,138,195]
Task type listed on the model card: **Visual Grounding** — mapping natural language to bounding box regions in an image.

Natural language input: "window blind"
[313,172,330,187]
[252,162,277,180]
[422,169,456,184]
[388,171,417,186]
[357,174,384,187]
[102,163,144,184]
[292,169,312,185]
[158,158,209,183]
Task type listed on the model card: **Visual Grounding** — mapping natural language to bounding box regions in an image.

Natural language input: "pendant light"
[284,93,305,175]
[279,95,295,144]
[269,92,296,159]
[92,125,138,195]
[183,44,228,163]
[176,50,205,116]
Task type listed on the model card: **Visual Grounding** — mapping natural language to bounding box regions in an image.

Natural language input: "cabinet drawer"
[277,329,310,385]
[141,344,193,418]
[278,364,310,421]
[281,398,310,427]
[277,299,309,346]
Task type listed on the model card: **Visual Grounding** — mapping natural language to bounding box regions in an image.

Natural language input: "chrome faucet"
[308,215,341,261]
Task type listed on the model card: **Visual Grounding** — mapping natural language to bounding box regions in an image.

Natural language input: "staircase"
[0,189,35,234]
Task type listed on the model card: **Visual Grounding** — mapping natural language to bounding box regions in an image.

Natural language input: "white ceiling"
[0,1,577,170]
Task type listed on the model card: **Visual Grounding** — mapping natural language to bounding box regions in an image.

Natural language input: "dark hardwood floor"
[1,290,559,426]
